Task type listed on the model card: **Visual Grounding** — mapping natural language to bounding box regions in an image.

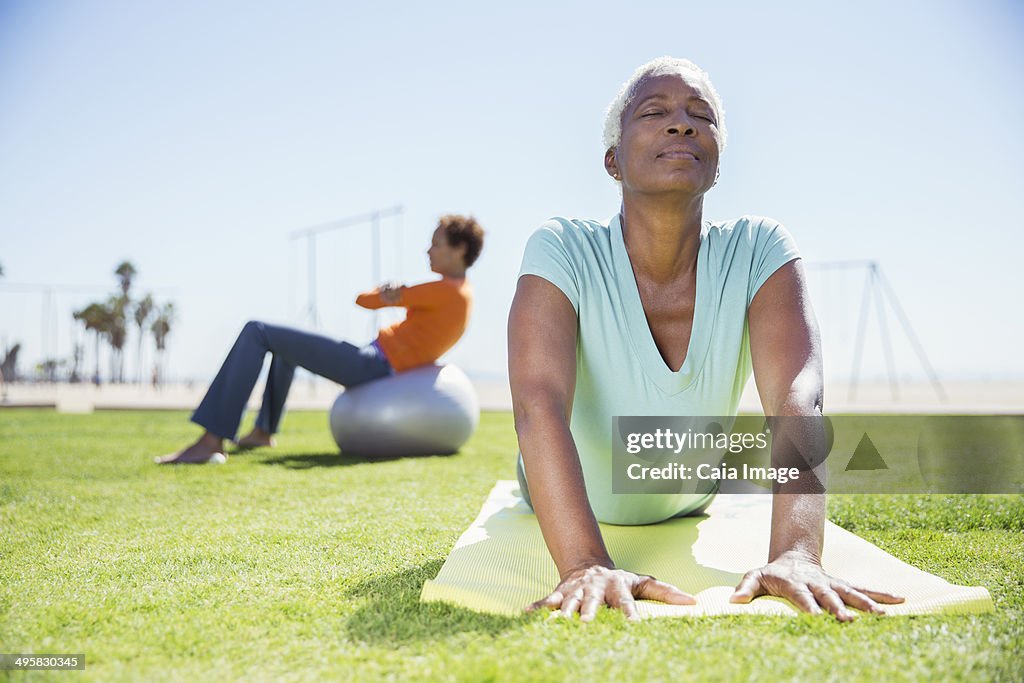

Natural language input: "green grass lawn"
[1,409,1022,682]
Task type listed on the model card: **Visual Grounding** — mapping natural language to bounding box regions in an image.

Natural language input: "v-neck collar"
[610,213,716,396]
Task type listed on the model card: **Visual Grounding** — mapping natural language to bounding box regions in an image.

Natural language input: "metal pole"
[804,260,878,271]
[307,233,318,329]
[288,205,403,240]
[288,238,295,322]
[307,233,317,394]
[397,209,404,284]
[287,204,404,338]
[372,211,381,332]
[871,265,899,401]
[876,268,947,402]
[41,288,50,367]
[848,265,874,403]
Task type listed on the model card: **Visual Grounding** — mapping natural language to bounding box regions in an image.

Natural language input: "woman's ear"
[604,148,621,181]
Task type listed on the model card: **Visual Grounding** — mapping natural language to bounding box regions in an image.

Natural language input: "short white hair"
[603,56,727,153]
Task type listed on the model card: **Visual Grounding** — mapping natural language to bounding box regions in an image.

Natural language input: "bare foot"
[236,427,276,450]
[155,432,227,464]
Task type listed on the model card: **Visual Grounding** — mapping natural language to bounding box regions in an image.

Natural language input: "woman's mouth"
[658,150,699,160]
[658,145,700,160]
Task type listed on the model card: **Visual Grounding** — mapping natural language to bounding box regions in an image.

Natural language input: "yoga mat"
[421,481,993,618]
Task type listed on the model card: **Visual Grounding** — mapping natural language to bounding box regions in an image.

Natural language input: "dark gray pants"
[191,320,391,440]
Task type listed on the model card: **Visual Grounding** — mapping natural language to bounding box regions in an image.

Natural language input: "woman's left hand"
[730,550,905,621]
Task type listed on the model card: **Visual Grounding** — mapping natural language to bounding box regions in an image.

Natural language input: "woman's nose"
[666,123,696,136]
[666,113,696,137]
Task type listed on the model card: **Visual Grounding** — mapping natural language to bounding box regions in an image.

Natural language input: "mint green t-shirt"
[518,213,801,525]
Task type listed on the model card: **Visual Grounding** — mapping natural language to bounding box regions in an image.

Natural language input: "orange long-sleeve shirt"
[355,277,472,372]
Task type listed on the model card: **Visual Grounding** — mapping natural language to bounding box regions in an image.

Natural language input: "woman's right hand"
[527,564,696,622]
[379,282,403,305]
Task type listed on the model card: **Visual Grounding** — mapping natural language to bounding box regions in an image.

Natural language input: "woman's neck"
[620,194,704,283]
[436,266,467,279]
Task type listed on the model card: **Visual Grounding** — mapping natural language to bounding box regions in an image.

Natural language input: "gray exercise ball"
[329,364,479,457]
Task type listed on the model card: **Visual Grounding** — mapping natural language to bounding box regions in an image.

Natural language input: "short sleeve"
[748,218,801,304]
[518,221,580,313]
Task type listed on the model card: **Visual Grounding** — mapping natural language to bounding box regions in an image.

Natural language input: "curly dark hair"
[438,214,485,268]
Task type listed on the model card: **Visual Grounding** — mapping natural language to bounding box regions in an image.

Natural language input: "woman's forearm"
[767,400,827,563]
[768,489,825,563]
[355,291,384,309]
[515,402,613,577]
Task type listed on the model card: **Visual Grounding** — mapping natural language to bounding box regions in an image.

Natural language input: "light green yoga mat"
[421,481,993,618]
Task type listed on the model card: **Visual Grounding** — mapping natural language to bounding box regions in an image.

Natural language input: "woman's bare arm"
[732,259,903,619]
[749,259,827,561]
[509,275,693,619]
[508,275,609,573]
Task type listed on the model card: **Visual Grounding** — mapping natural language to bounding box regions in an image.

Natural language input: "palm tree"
[36,358,64,383]
[70,343,84,383]
[150,302,174,387]
[134,293,154,384]
[114,261,136,298]
[111,261,138,383]
[74,302,111,384]
[0,343,19,385]
[107,295,129,383]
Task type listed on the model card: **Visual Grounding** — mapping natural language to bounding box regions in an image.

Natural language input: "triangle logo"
[846,433,888,471]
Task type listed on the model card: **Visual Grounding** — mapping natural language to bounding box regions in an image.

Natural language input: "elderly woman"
[508,57,903,621]
[158,214,484,464]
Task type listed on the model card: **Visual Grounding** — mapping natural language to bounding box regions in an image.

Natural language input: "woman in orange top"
[157,214,483,464]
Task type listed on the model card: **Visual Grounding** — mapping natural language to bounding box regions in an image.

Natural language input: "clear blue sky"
[2,0,1022,384]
